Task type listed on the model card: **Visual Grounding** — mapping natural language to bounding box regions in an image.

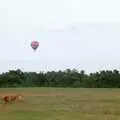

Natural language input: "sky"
[0,0,120,73]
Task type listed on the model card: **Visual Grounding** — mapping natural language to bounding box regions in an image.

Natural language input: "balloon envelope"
[31,41,39,50]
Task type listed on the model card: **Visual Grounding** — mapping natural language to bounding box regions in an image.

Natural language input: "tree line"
[0,69,120,88]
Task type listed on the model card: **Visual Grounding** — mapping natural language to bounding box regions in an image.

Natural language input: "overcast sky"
[0,0,120,73]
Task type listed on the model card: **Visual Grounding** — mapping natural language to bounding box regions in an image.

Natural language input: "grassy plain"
[0,88,120,120]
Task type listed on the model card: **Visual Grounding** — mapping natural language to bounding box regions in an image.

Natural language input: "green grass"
[0,88,120,120]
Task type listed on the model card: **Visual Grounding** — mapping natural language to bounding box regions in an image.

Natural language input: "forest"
[0,69,120,88]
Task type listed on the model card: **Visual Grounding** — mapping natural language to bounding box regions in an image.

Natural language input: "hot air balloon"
[31,41,39,50]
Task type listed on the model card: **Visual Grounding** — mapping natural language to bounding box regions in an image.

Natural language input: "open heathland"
[0,88,120,120]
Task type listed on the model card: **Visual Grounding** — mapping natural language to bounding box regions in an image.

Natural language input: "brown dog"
[0,94,24,104]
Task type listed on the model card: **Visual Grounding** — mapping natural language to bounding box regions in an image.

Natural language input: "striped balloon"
[31,41,39,50]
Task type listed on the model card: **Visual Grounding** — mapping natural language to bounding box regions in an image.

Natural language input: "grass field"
[0,88,120,120]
